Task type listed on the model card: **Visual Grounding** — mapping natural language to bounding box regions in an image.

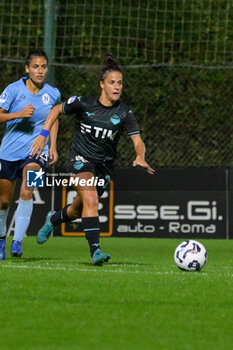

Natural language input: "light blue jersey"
[0,77,61,161]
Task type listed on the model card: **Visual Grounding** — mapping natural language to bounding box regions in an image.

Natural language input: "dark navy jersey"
[62,95,140,163]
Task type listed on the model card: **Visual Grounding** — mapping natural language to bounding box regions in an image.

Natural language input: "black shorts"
[65,148,113,197]
[0,154,49,181]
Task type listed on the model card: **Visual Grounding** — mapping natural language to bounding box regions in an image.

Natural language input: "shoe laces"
[13,241,21,250]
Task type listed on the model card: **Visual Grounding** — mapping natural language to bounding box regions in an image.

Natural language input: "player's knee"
[0,198,11,210]
[20,193,33,201]
[19,189,33,201]
[83,195,98,210]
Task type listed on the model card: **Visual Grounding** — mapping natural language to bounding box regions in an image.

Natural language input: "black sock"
[0,236,6,239]
[82,216,100,257]
[50,204,72,226]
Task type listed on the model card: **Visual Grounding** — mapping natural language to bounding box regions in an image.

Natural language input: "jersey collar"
[97,96,120,109]
[21,77,47,96]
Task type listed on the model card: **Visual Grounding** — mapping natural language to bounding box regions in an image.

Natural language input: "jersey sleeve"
[62,95,83,115]
[54,90,61,106]
[0,85,16,112]
[123,108,140,136]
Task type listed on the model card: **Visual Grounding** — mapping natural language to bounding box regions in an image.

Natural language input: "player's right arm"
[0,104,35,122]
[0,85,35,122]
[30,96,82,159]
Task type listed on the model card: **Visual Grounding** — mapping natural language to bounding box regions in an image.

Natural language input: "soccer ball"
[174,240,207,271]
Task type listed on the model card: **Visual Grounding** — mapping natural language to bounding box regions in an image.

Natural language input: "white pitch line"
[0,263,185,275]
[1,264,231,276]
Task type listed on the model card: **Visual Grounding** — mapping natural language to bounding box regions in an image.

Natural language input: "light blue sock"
[13,198,33,242]
[0,208,9,237]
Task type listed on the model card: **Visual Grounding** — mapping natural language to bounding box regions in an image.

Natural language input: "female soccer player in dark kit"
[30,53,154,265]
[0,50,60,260]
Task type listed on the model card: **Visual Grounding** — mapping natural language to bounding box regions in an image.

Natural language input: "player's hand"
[18,104,35,118]
[49,147,58,165]
[133,156,155,175]
[30,135,47,159]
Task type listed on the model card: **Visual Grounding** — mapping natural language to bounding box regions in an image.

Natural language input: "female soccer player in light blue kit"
[0,50,61,260]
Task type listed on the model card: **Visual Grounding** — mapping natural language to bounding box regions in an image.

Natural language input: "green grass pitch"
[0,237,232,350]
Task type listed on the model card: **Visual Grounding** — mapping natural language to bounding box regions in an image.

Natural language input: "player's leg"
[37,171,110,264]
[69,165,112,264]
[68,171,110,264]
[0,178,16,260]
[37,192,83,244]
[11,162,40,257]
[36,172,90,244]
[37,151,90,243]
[78,185,110,265]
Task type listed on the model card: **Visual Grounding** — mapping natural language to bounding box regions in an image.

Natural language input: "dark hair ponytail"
[100,53,122,81]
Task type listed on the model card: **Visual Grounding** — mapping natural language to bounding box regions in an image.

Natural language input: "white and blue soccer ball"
[174,240,207,271]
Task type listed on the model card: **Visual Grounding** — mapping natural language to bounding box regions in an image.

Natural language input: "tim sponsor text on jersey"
[80,122,118,140]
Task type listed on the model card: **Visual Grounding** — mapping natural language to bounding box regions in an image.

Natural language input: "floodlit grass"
[0,237,232,350]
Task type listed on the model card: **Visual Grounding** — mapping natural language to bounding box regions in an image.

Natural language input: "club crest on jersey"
[0,92,8,103]
[42,93,50,105]
[67,96,77,104]
[74,160,84,170]
[111,114,121,125]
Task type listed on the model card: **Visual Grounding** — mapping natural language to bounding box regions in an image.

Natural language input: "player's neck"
[26,79,43,95]
[99,95,116,107]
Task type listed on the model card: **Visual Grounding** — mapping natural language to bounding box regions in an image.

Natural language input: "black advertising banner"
[58,167,227,239]
[112,168,227,239]
[113,190,226,238]
[7,167,229,239]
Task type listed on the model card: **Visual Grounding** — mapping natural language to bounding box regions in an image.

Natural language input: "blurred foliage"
[1,62,233,167]
[1,0,233,65]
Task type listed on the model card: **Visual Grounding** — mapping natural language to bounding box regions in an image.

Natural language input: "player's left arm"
[49,91,61,164]
[130,134,155,175]
[49,119,59,165]
[123,108,154,175]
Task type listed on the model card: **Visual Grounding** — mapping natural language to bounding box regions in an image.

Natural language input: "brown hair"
[99,53,122,81]
[26,50,48,66]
